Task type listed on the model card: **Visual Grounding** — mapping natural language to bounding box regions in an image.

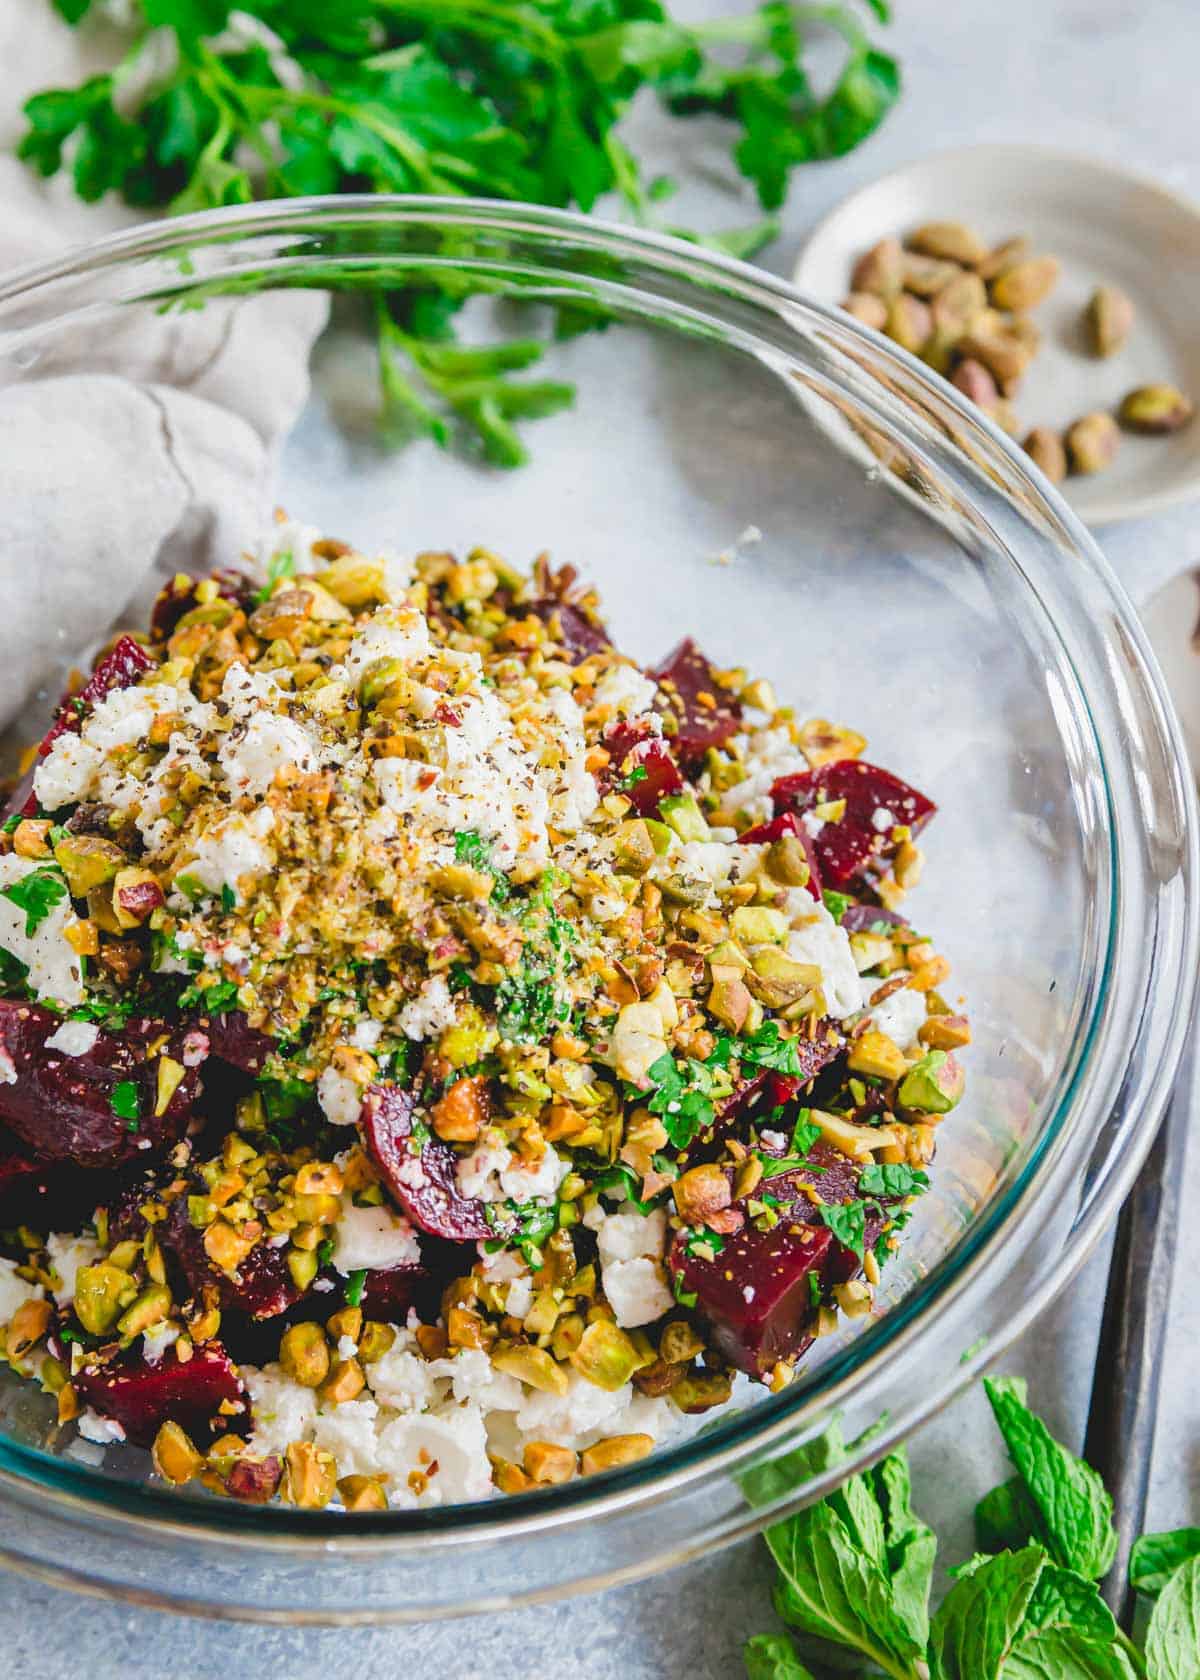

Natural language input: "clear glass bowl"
[0,198,1193,1622]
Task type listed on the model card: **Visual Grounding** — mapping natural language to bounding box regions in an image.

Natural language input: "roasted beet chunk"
[602,719,683,816]
[197,1011,276,1077]
[0,1002,204,1169]
[526,597,611,662]
[74,1342,246,1448]
[649,639,743,764]
[355,1263,430,1323]
[770,759,936,887]
[838,903,911,934]
[361,1082,499,1243]
[668,1142,876,1374]
[38,635,157,760]
[162,1198,300,1321]
[738,810,822,902]
[150,569,255,643]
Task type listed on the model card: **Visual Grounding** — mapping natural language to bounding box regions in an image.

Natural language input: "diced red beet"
[37,635,157,761]
[150,569,255,642]
[162,1198,300,1321]
[738,810,823,902]
[361,1082,502,1243]
[667,1141,880,1374]
[74,1342,246,1448]
[601,719,683,816]
[649,638,743,764]
[838,903,911,934]
[196,1011,276,1077]
[225,1455,283,1503]
[0,1001,204,1169]
[770,760,936,888]
[355,1263,429,1322]
[526,597,611,662]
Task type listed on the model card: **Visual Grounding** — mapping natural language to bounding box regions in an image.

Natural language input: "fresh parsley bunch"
[746,1375,1200,1678]
[20,0,899,464]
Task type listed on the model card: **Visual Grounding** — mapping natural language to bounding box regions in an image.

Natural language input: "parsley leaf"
[344,1268,366,1307]
[0,866,67,935]
[177,976,240,1014]
[737,1021,811,1077]
[110,1080,140,1123]
[22,1,898,468]
[643,1050,726,1150]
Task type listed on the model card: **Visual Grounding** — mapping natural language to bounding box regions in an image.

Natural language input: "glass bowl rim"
[0,194,1194,1565]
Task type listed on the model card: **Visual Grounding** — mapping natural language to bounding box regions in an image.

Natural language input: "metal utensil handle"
[1084,1034,1195,1626]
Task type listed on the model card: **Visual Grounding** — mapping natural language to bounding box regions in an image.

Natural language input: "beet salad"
[0,521,967,1510]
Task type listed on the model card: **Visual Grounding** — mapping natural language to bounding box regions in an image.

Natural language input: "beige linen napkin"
[0,0,329,738]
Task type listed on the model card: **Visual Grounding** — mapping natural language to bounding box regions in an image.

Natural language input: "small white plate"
[794,143,1200,526]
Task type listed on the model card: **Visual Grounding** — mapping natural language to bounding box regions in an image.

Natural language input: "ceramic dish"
[794,142,1200,526]
[0,197,1193,1621]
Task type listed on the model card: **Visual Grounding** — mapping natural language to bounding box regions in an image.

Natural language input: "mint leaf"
[0,866,67,935]
[1132,1530,1200,1599]
[984,1376,1117,1579]
[1024,1561,1120,1641]
[768,1498,930,1679]
[859,1162,929,1198]
[742,1634,816,1679]
[818,1199,866,1260]
[872,1450,937,1649]
[976,1473,1042,1554]
[738,1020,810,1077]
[1145,1555,1200,1680]
[928,1546,1046,1679]
[1003,1627,1139,1680]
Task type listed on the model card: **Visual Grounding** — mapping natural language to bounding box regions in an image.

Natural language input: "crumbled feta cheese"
[375,1403,494,1505]
[499,1144,567,1205]
[44,1232,100,1305]
[45,1020,100,1057]
[183,806,275,894]
[505,1275,534,1319]
[317,1066,362,1128]
[34,733,103,809]
[783,892,866,1019]
[219,709,317,798]
[596,1207,668,1266]
[77,1408,126,1445]
[245,1364,319,1457]
[397,975,457,1042]
[142,1320,180,1364]
[872,805,896,833]
[342,607,432,685]
[591,663,658,719]
[759,1129,787,1152]
[867,982,927,1048]
[601,1256,674,1328]
[312,1399,381,1478]
[0,1256,43,1323]
[332,1199,421,1274]
[364,1338,439,1415]
[0,854,84,1006]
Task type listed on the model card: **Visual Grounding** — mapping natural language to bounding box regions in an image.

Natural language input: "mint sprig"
[747,1376,1193,1679]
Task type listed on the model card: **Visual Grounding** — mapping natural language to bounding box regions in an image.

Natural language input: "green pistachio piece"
[658,794,709,843]
[898,1050,965,1115]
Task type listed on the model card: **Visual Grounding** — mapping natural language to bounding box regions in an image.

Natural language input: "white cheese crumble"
[595,1207,674,1328]
[341,606,432,685]
[782,891,867,1020]
[591,663,658,719]
[397,974,457,1042]
[456,1138,567,1206]
[45,1020,100,1057]
[332,1199,422,1274]
[0,1256,43,1324]
[219,709,317,798]
[317,1066,362,1128]
[183,806,275,895]
[76,1408,126,1445]
[867,983,927,1048]
[44,1232,101,1305]
[0,854,84,1006]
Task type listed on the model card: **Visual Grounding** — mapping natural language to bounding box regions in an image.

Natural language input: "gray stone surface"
[4,0,1200,1671]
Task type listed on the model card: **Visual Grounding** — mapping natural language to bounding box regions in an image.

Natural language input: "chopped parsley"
[808,1271,823,1309]
[683,1226,724,1261]
[672,1269,698,1310]
[0,948,29,992]
[316,1237,335,1268]
[732,1020,814,1078]
[822,890,852,922]
[487,1200,556,1269]
[454,827,510,904]
[790,1112,822,1157]
[110,1080,140,1125]
[344,1269,367,1307]
[619,765,649,791]
[176,976,240,1014]
[220,883,237,912]
[0,865,67,935]
[254,548,295,605]
[591,1161,666,1214]
[643,1051,729,1150]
